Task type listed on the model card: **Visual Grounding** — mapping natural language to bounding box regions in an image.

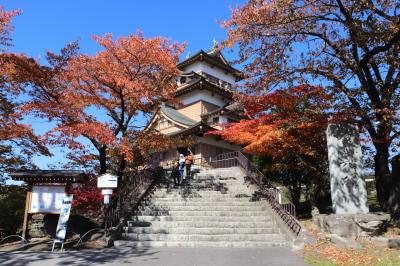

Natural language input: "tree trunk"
[99,146,107,174]
[290,177,301,210]
[374,142,391,211]
[388,155,400,221]
[117,154,126,182]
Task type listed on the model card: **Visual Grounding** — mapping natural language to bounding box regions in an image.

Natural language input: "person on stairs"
[185,151,193,179]
[178,154,185,184]
[171,159,181,186]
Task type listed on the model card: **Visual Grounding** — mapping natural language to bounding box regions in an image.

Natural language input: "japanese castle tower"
[146,43,246,165]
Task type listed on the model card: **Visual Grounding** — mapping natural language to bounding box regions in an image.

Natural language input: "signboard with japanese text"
[30,186,65,213]
[54,195,73,243]
[97,173,118,188]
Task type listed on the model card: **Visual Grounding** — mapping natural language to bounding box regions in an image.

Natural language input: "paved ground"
[0,247,307,266]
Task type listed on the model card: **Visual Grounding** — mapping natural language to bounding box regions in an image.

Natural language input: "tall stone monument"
[326,124,369,214]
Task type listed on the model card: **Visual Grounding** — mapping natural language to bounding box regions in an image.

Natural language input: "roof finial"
[185,51,191,59]
[212,38,218,49]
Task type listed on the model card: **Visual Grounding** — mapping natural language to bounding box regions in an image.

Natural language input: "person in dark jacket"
[171,160,181,186]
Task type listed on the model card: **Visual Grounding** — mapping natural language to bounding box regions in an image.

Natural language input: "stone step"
[150,192,253,197]
[146,197,254,202]
[176,180,245,185]
[156,180,249,184]
[136,206,265,211]
[120,233,286,242]
[135,210,268,216]
[132,215,272,222]
[152,190,253,195]
[155,186,253,191]
[127,221,274,228]
[114,240,287,248]
[125,227,277,234]
[146,196,254,201]
[117,166,290,249]
[185,181,247,185]
[143,201,262,206]
[149,193,253,199]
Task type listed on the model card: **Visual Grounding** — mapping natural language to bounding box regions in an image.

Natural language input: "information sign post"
[52,195,73,252]
[97,173,118,237]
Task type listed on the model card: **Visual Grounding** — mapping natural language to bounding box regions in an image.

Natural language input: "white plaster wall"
[178,90,228,107]
[182,61,236,84]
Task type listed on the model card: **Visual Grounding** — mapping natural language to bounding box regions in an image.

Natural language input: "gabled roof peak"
[177,47,243,81]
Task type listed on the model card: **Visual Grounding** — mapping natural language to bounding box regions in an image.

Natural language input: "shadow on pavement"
[0,247,158,266]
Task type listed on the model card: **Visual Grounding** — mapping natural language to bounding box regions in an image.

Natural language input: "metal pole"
[104,205,108,242]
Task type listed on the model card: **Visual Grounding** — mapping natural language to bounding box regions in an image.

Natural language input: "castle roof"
[201,101,245,120]
[176,74,233,99]
[177,48,243,81]
[10,170,88,183]
[166,122,215,137]
[160,103,197,126]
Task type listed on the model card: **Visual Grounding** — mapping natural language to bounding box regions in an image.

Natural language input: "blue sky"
[3,0,245,169]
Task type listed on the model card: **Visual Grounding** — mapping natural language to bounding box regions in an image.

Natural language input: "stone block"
[28,213,48,238]
[371,236,389,247]
[371,237,400,249]
[388,238,400,249]
[330,234,362,249]
[324,214,358,239]
[326,124,369,214]
[293,229,318,250]
[322,213,390,239]
[354,212,390,237]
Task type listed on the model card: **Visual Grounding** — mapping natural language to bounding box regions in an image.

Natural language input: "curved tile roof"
[160,103,197,126]
[201,101,245,119]
[175,76,233,99]
[177,50,243,81]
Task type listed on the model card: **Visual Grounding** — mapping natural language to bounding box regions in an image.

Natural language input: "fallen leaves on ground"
[300,222,400,265]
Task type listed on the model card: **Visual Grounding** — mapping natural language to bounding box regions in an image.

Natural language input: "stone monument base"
[313,212,390,239]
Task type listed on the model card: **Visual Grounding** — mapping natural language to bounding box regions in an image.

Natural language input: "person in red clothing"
[185,151,193,179]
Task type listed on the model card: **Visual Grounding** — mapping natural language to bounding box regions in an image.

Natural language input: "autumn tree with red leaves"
[210,85,332,208]
[10,33,184,179]
[223,0,400,215]
[0,6,48,182]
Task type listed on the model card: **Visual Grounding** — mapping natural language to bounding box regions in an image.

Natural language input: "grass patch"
[304,256,336,266]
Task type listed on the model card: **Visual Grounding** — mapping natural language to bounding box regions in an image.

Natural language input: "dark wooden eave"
[177,50,243,81]
[176,77,233,99]
[201,101,245,120]
[167,122,215,137]
[10,170,88,183]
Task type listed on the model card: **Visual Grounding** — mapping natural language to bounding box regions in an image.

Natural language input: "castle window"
[213,117,219,123]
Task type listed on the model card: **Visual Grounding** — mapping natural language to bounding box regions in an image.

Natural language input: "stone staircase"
[114,167,290,248]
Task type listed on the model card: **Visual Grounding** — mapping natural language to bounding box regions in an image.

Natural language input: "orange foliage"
[210,84,331,161]
[9,32,185,174]
[0,6,21,49]
[0,6,48,179]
